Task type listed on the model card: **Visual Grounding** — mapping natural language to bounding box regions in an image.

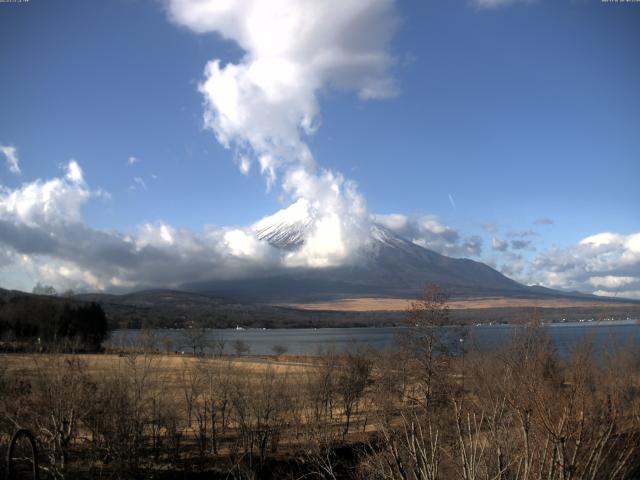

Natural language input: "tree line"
[0,295,108,352]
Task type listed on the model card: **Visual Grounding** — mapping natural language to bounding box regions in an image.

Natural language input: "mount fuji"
[182,203,584,303]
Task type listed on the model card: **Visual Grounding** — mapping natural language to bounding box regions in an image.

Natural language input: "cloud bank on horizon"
[0,0,638,299]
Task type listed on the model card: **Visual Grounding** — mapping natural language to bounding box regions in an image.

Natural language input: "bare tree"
[307,347,339,425]
[29,355,95,478]
[196,360,233,455]
[182,324,209,356]
[272,344,288,358]
[337,346,372,439]
[358,410,441,480]
[81,350,160,475]
[210,331,226,356]
[180,359,203,428]
[233,339,250,356]
[402,284,451,407]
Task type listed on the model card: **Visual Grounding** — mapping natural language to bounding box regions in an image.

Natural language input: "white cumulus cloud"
[0,160,90,226]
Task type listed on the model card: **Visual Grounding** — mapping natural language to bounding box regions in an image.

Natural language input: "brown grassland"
[282,296,640,312]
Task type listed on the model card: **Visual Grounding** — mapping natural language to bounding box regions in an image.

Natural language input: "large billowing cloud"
[167,0,398,267]
[0,160,89,224]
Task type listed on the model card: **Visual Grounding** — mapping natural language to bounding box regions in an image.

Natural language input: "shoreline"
[110,317,640,332]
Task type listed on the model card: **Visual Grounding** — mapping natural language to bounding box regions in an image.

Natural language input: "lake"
[107,320,640,357]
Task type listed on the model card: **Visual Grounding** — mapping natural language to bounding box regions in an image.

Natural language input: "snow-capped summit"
[253,199,314,250]
[254,204,421,259]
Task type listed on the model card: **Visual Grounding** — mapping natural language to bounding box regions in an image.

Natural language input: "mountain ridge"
[184,221,604,303]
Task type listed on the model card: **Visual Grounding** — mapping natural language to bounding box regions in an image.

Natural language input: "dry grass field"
[0,353,319,408]
[282,296,639,312]
[0,352,318,376]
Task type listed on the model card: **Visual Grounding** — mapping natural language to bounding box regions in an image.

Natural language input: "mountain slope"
[184,220,566,302]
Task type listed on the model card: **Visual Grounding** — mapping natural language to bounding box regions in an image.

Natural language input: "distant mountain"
[182,211,603,303]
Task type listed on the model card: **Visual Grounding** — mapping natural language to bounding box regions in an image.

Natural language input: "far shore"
[280,296,640,312]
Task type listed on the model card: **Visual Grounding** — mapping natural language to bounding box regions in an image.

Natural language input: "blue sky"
[0,0,639,297]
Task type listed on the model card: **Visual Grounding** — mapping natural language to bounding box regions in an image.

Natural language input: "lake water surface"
[107,320,640,357]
